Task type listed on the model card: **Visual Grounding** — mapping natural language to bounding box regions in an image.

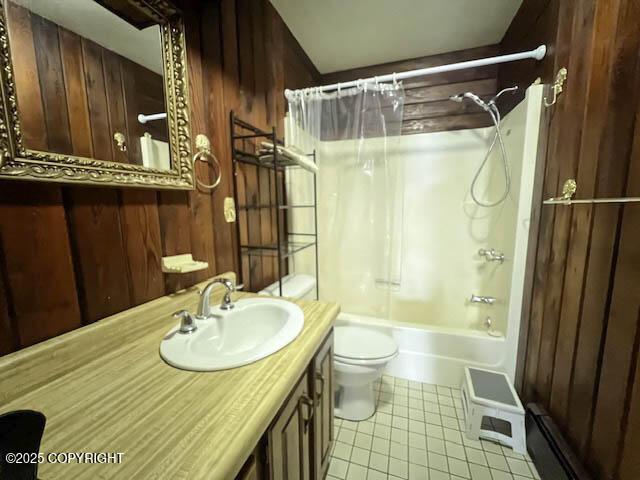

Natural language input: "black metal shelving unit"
[230,111,319,299]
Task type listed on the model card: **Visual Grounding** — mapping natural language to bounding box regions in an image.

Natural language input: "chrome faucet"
[470,294,496,305]
[196,278,235,319]
[478,248,505,263]
[174,310,197,334]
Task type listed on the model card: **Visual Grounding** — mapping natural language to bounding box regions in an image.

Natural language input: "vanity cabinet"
[238,330,334,480]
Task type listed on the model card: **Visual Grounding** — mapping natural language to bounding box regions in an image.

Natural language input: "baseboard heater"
[526,403,593,480]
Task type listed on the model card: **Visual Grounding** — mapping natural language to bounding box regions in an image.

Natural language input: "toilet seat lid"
[334,326,398,361]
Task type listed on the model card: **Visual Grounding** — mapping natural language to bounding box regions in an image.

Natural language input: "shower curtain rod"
[284,45,547,97]
[138,112,167,124]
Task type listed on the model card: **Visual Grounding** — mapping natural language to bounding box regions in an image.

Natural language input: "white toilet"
[334,325,398,421]
[260,277,398,421]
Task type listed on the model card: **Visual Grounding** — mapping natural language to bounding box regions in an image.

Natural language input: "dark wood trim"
[0,183,82,347]
[0,255,17,355]
[0,0,319,355]
[502,0,640,478]
[322,45,500,87]
[321,46,500,135]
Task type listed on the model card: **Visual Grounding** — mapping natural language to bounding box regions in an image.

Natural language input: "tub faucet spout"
[470,294,496,305]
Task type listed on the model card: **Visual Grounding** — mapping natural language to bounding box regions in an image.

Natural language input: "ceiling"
[269,0,523,74]
[11,0,163,74]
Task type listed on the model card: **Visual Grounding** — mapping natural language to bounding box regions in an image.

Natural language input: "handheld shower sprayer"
[449,86,519,112]
[448,86,519,207]
[449,92,491,112]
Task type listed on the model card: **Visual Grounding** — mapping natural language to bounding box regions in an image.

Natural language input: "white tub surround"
[290,84,545,388]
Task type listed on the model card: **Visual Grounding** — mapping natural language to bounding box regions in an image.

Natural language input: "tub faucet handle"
[478,248,505,263]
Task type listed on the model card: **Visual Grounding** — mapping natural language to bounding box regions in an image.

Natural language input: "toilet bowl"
[334,325,398,421]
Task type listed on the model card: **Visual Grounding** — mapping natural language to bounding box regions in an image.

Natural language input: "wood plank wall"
[320,45,500,135]
[0,0,319,356]
[499,1,640,479]
[6,2,167,166]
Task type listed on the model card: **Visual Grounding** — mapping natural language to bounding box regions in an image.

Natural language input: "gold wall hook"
[544,67,568,107]
[113,132,127,152]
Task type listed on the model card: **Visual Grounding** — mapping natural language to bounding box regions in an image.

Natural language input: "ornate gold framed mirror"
[0,0,193,189]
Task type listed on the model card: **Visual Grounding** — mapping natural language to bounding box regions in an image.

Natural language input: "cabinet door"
[312,331,334,480]
[268,373,313,480]
[236,444,267,480]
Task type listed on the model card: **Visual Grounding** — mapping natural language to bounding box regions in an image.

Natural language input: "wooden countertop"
[0,274,339,479]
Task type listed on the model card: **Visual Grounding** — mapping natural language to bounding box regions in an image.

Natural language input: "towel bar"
[544,178,640,205]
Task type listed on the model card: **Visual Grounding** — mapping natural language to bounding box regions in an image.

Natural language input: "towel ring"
[193,134,221,191]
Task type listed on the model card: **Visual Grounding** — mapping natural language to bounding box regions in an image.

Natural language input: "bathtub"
[336,312,507,388]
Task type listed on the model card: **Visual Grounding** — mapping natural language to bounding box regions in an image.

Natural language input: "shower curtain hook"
[337,83,341,96]
[392,73,398,87]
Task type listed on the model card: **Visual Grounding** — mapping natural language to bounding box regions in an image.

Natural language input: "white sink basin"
[159,297,304,371]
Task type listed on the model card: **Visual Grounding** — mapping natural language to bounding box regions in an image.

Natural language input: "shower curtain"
[286,83,405,318]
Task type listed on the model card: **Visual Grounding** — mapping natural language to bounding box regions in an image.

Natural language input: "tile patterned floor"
[328,375,540,480]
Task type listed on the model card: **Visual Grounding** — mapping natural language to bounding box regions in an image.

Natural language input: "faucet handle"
[174,309,197,334]
[478,248,505,263]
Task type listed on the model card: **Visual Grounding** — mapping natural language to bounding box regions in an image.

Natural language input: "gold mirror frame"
[0,1,194,189]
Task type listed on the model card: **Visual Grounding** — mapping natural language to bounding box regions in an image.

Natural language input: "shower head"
[448,92,490,111]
